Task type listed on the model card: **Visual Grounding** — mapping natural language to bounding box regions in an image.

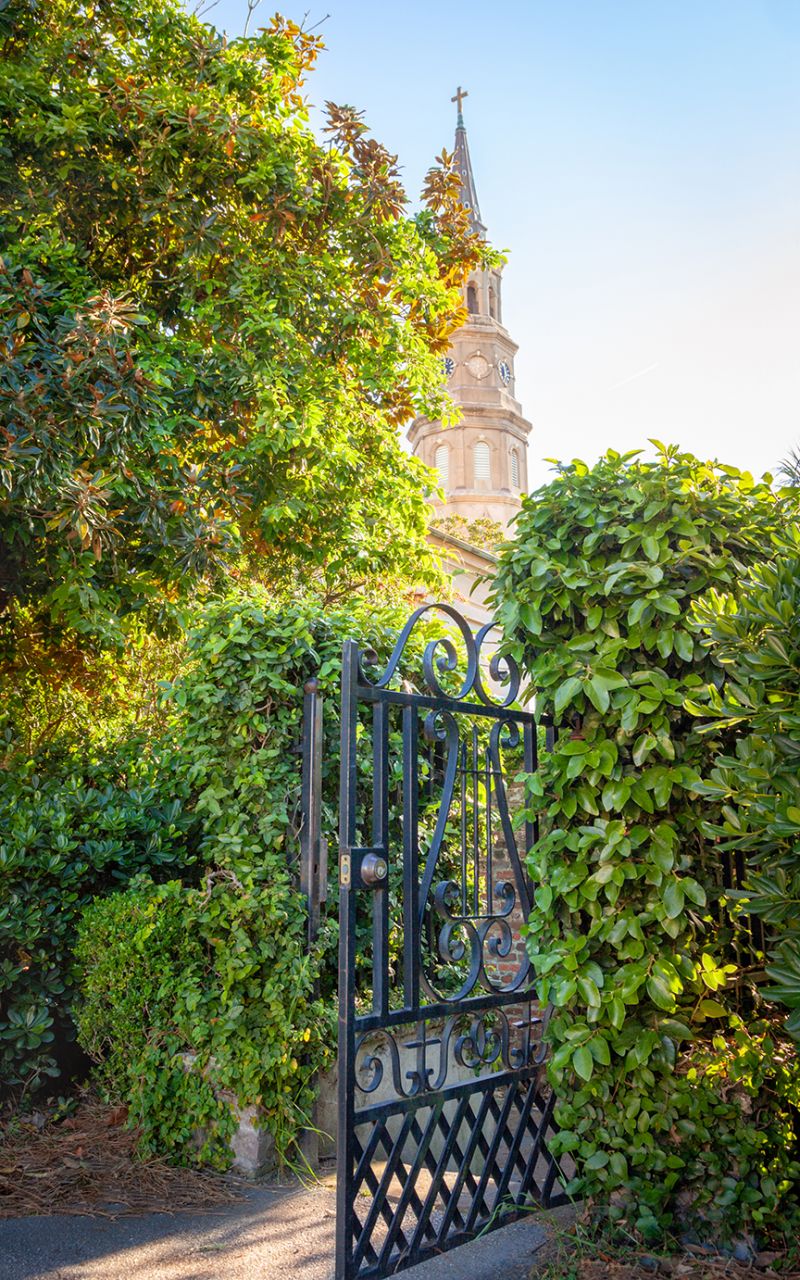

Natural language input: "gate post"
[336,639,360,1280]
[300,677,327,947]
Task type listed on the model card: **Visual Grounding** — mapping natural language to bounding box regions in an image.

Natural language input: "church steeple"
[451,87,486,237]
[406,90,532,537]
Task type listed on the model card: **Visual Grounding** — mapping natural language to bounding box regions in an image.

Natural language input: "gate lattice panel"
[336,605,570,1280]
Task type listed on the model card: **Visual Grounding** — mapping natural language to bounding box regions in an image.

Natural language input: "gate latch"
[340,850,388,890]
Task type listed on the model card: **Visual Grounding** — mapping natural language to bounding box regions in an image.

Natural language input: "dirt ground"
[531,1240,800,1280]
[559,1261,800,1280]
[0,1095,244,1219]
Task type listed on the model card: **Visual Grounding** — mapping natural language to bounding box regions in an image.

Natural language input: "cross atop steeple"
[451,89,485,236]
[451,85,468,122]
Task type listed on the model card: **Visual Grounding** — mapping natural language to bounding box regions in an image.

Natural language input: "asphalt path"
[0,1181,568,1280]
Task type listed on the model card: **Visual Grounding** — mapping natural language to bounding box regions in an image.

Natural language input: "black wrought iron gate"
[336,604,569,1280]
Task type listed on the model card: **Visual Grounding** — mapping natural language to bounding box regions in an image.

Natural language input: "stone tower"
[407,89,532,534]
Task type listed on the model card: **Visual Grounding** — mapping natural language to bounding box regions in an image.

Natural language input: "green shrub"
[163,586,447,990]
[75,872,329,1167]
[0,622,191,1091]
[0,741,190,1089]
[164,587,415,910]
[71,586,429,1163]
[492,445,800,1241]
[692,526,800,1039]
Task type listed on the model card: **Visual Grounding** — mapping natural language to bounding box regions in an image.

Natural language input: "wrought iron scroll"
[336,604,570,1280]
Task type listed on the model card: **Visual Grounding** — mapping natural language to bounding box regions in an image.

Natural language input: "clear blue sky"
[210,1,799,487]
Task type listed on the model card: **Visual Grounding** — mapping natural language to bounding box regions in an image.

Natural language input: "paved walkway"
[1,1180,571,1280]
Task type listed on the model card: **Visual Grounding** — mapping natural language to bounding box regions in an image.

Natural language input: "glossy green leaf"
[572,1046,594,1081]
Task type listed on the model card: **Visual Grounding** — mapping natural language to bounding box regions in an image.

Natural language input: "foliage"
[434,513,504,551]
[1,612,184,760]
[777,448,800,488]
[691,527,800,1040]
[534,1212,800,1279]
[0,620,190,1091]
[164,587,413,894]
[2,570,435,1148]
[0,0,486,1126]
[75,871,329,1167]
[68,586,428,1163]
[0,737,189,1090]
[0,0,485,649]
[164,585,450,995]
[492,445,800,1240]
[0,0,500,1159]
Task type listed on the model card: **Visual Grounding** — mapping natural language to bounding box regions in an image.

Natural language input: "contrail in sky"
[607,362,659,392]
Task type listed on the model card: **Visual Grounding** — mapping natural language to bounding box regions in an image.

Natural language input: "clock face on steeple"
[465,352,491,381]
[442,356,455,377]
[498,361,511,386]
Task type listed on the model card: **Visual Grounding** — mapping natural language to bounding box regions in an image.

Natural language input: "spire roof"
[451,86,486,237]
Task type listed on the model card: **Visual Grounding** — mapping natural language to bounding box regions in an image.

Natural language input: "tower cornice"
[408,406,532,446]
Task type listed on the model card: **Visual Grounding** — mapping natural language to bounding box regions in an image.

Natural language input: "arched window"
[488,286,496,319]
[434,444,449,488]
[474,441,491,485]
[467,284,478,314]
[510,448,520,489]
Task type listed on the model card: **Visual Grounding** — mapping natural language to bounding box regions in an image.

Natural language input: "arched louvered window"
[510,448,520,488]
[488,286,496,319]
[474,441,491,485]
[434,444,449,488]
[467,284,478,314]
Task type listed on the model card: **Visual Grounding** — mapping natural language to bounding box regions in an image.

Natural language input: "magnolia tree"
[0,0,486,652]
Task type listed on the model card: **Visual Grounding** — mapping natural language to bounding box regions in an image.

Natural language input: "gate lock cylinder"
[360,853,388,886]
